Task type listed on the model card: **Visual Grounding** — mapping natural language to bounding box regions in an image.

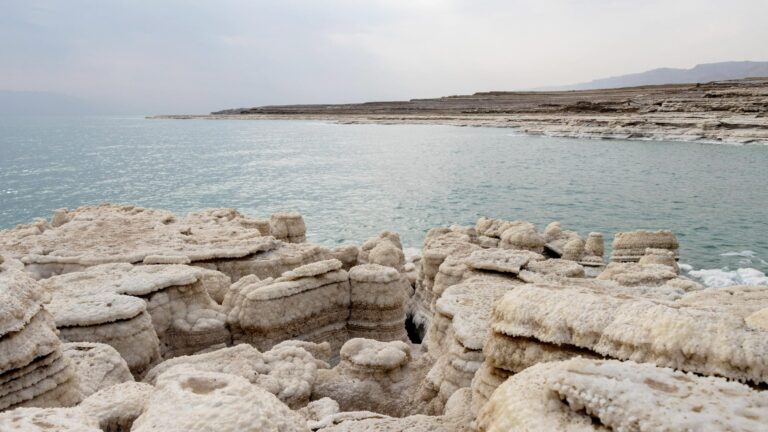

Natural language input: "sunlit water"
[1,116,767,283]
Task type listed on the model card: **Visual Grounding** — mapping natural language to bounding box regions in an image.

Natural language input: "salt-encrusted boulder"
[638,247,680,271]
[224,259,351,353]
[477,358,768,432]
[523,258,586,278]
[269,212,307,243]
[143,344,322,409]
[331,244,360,270]
[62,342,133,398]
[312,338,424,417]
[347,264,409,342]
[42,263,230,367]
[78,381,153,432]
[499,223,545,253]
[0,268,81,411]
[596,261,682,286]
[419,275,519,414]
[132,368,309,432]
[358,231,405,270]
[611,229,679,262]
[491,281,768,384]
[0,407,101,431]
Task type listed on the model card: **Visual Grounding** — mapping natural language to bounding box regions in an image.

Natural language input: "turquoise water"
[1,115,767,274]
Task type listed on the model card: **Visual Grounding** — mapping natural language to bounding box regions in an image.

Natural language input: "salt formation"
[0,267,81,411]
[490,281,768,383]
[0,407,101,431]
[132,368,310,432]
[0,204,330,281]
[143,343,321,408]
[347,264,409,341]
[78,381,153,432]
[312,338,423,417]
[42,263,230,370]
[611,229,679,262]
[477,358,768,432]
[357,231,406,270]
[62,342,132,398]
[330,244,360,270]
[270,212,307,243]
[225,259,351,352]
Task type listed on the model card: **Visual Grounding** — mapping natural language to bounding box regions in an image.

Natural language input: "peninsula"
[155,78,768,144]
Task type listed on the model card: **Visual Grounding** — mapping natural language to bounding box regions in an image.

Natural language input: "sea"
[1,115,767,286]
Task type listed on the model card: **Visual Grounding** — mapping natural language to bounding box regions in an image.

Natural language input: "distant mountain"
[0,90,100,115]
[540,61,768,91]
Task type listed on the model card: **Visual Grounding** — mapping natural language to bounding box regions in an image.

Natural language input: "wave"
[686,267,768,288]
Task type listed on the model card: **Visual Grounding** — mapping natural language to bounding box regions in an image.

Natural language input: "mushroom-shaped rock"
[224,259,350,353]
[62,342,133,398]
[78,381,153,432]
[348,264,409,342]
[132,369,309,432]
[611,229,679,262]
[499,224,545,253]
[312,339,421,417]
[269,212,307,243]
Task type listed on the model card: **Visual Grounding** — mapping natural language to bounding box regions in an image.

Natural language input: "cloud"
[1,0,766,113]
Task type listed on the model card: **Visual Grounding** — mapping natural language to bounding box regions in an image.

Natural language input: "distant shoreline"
[151,78,768,145]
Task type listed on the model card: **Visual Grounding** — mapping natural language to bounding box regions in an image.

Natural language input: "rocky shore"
[1,204,767,431]
[154,78,768,145]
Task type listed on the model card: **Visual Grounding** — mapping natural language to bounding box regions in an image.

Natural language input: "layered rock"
[269,212,307,243]
[0,268,81,411]
[611,229,679,262]
[347,264,409,342]
[490,281,768,384]
[224,259,351,353]
[357,231,406,270]
[477,358,768,432]
[42,263,230,369]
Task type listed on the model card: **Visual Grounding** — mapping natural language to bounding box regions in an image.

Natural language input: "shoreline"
[150,78,768,145]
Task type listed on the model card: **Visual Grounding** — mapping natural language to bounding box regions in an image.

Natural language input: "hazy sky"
[2,0,767,113]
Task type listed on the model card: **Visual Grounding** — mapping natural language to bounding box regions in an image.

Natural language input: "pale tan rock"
[269,212,306,243]
[524,258,585,277]
[596,261,678,286]
[132,369,309,432]
[464,248,541,275]
[331,245,360,270]
[348,264,408,342]
[62,342,133,398]
[499,224,545,253]
[42,263,230,361]
[638,247,679,271]
[78,381,153,432]
[611,229,679,262]
[0,269,49,338]
[312,339,426,417]
[483,332,598,375]
[549,358,768,432]
[584,232,605,258]
[143,344,321,408]
[358,232,405,270]
[4,204,278,279]
[491,282,768,383]
[224,259,350,353]
[0,407,101,431]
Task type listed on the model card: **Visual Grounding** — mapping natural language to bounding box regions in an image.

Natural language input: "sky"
[1,0,767,114]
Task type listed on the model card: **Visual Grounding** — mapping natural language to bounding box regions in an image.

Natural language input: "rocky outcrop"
[477,358,768,432]
[0,268,81,411]
[347,264,409,342]
[610,229,680,262]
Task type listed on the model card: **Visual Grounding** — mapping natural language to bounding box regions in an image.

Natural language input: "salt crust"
[143,343,320,408]
[477,358,768,432]
[62,342,132,398]
[492,282,768,383]
[131,368,309,432]
[0,407,101,431]
[78,381,153,432]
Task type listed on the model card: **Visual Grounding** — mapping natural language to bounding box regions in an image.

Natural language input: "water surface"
[1,116,766,275]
